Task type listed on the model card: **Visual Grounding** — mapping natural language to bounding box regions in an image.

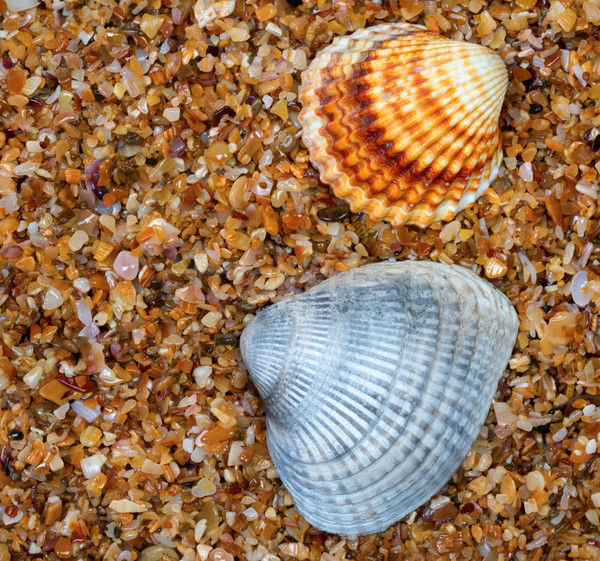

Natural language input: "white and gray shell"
[240,261,518,535]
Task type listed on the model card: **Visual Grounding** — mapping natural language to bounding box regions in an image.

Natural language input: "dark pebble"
[215,333,238,346]
[178,64,192,81]
[522,70,538,92]
[235,300,257,313]
[529,104,543,114]
[118,22,141,35]
[212,106,236,127]
[8,429,24,440]
[147,291,167,309]
[584,129,600,152]
[117,164,140,184]
[122,131,141,145]
[317,204,351,222]
[198,72,216,86]
[536,422,551,434]
[90,183,109,200]
[27,98,44,111]
[33,88,51,99]
[57,208,75,224]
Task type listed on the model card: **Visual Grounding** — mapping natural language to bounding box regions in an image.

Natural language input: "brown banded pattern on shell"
[299,23,508,228]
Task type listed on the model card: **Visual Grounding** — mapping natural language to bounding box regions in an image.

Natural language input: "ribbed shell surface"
[299,23,508,228]
[240,262,518,535]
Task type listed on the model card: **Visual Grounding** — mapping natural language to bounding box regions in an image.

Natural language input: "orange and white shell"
[299,23,508,228]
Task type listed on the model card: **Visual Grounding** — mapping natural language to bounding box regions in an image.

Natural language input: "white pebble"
[516,419,533,432]
[290,49,307,70]
[195,519,207,542]
[113,250,139,280]
[3,508,23,526]
[429,495,451,509]
[23,366,43,389]
[80,453,107,479]
[585,439,597,454]
[53,403,70,420]
[163,106,180,122]
[73,277,91,292]
[553,427,568,442]
[194,365,212,387]
[201,311,221,328]
[182,438,194,453]
[43,287,64,310]
[265,22,282,36]
[571,270,592,307]
[518,162,533,182]
[582,404,596,416]
[243,507,259,521]
[525,470,545,492]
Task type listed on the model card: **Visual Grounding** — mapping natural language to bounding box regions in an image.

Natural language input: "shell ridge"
[283,273,505,528]
[272,285,413,463]
[454,144,502,213]
[271,274,426,477]
[305,271,465,497]
[242,262,518,535]
[281,272,440,478]
[312,59,501,159]
[406,131,500,225]
[303,75,504,222]
[299,23,508,226]
[274,286,462,528]
[376,111,498,207]
[359,139,492,225]
[266,297,339,421]
[266,276,399,428]
[407,126,497,219]
[330,94,493,193]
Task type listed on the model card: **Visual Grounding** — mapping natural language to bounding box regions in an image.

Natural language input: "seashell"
[299,23,508,228]
[240,261,518,535]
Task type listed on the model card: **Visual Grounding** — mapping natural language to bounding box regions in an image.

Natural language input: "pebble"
[553,427,568,442]
[525,470,545,492]
[138,545,180,561]
[113,250,140,280]
[54,537,72,559]
[317,204,351,222]
[68,230,89,251]
[256,2,277,21]
[43,287,65,310]
[571,270,592,307]
[518,162,534,182]
[163,106,180,122]
[468,475,493,495]
[23,366,43,389]
[494,402,517,426]
[485,257,508,279]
